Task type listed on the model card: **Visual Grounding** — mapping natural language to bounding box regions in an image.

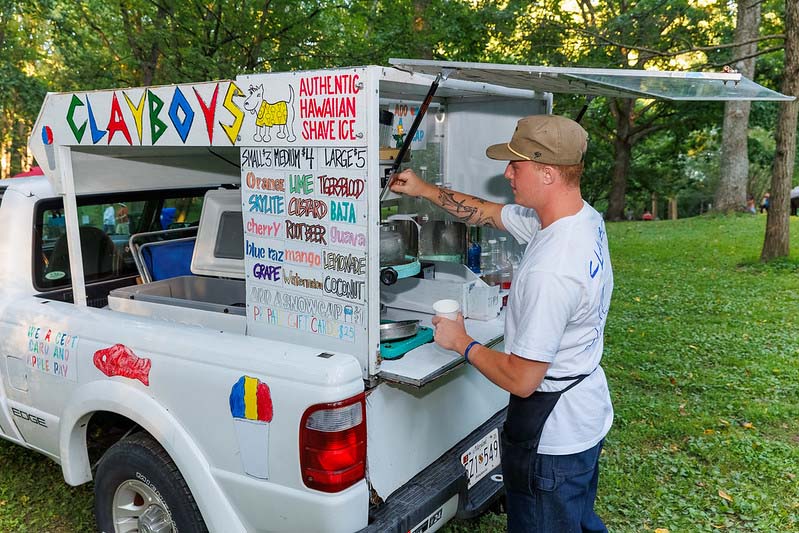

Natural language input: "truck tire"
[94,431,208,533]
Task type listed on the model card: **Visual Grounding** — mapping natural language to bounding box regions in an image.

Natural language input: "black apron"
[500,370,594,493]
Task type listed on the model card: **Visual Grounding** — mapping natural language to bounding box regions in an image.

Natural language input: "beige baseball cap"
[486,114,588,165]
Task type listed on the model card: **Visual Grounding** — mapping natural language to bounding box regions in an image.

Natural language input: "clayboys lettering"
[65,82,244,146]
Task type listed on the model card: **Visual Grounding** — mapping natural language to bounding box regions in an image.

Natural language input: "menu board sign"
[240,69,370,354]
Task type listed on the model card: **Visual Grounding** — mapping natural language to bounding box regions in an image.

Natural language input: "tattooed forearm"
[437,189,477,220]
[435,188,499,228]
[474,216,498,228]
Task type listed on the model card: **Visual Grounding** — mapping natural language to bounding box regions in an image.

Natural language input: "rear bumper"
[360,406,507,532]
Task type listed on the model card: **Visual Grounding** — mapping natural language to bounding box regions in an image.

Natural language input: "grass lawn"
[1,213,798,532]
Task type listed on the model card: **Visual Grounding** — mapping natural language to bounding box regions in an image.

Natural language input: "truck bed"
[108,275,246,333]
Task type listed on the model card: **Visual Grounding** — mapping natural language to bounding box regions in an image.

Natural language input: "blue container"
[467,241,481,273]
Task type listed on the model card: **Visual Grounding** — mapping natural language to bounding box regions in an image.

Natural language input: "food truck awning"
[389,59,793,102]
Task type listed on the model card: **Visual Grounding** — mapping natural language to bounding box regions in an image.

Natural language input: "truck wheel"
[94,432,208,533]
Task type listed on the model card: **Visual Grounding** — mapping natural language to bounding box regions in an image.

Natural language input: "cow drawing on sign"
[243,84,297,143]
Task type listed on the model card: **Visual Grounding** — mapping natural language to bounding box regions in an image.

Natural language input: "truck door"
[0,185,23,441]
[0,199,103,457]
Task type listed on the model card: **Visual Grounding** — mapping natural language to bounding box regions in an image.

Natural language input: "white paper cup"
[433,299,460,320]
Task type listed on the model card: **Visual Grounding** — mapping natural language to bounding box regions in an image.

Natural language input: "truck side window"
[161,197,204,229]
[34,191,209,292]
[37,205,128,289]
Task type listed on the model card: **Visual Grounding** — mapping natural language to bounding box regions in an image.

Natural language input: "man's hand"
[432,313,550,397]
[391,169,506,230]
[431,313,471,354]
[390,169,435,199]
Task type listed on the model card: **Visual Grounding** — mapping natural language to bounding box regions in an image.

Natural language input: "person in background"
[115,203,130,234]
[160,207,177,230]
[391,114,613,533]
[103,204,115,234]
[642,210,653,221]
[760,192,770,213]
[746,196,757,214]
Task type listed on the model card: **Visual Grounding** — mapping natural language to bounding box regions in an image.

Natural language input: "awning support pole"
[57,146,87,307]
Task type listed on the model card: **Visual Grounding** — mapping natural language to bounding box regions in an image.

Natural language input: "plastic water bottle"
[414,167,430,223]
[466,226,481,273]
[497,236,514,290]
[481,239,500,286]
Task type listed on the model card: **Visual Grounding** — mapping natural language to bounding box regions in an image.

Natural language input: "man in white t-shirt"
[103,205,115,234]
[391,114,613,532]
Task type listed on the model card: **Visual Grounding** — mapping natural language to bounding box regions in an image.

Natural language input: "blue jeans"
[505,439,606,533]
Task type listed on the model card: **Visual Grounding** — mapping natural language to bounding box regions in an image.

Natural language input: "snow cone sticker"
[42,125,56,170]
[229,375,274,479]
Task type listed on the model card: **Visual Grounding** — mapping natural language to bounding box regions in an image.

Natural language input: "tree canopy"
[1,0,796,255]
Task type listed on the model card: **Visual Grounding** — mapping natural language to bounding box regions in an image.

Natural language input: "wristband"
[463,341,480,364]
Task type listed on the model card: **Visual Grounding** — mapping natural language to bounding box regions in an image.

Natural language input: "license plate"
[461,428,501,488]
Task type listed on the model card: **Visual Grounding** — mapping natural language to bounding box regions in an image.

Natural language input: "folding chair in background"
[129,227,198,283]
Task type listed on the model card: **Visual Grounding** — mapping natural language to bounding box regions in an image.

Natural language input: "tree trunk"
[413,0,433,59]
[606,98,634,221]
[0,106,9,179]
[14,119,27,175]
[714,0,760,212]
[0,139,8,180]
[651,192,658,219]
[761,0,798,261]
[668,197,678,220]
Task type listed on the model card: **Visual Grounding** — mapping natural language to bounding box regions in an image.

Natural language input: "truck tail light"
[300,393,366,493]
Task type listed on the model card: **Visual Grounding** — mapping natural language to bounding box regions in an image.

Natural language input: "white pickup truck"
[0,171,511,533]
[0,60,786,533]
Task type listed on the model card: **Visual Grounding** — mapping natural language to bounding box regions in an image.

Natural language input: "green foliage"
[38,0,371,88]
[0,0,47,175]
[476,0,789,221]
[2,0,792,210]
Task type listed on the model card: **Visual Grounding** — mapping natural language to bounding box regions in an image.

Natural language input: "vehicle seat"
[47,226,121,279]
